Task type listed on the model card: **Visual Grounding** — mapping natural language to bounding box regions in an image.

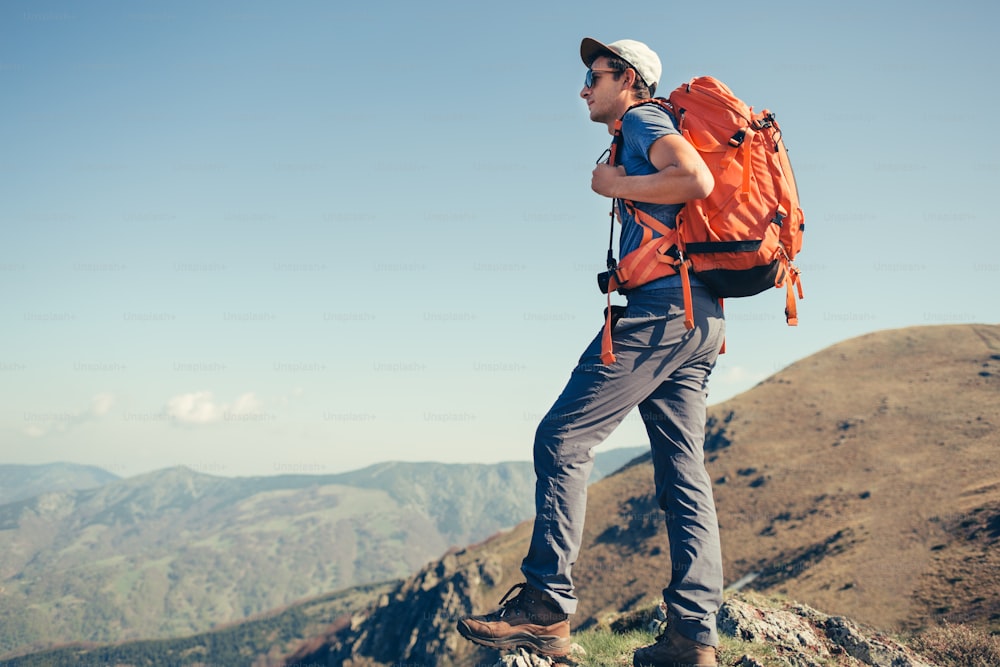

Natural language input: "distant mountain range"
[0,462,119,506]
[0,447,644,658]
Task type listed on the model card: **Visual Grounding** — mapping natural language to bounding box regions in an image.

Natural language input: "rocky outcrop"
[478,594,937,667]
[282,548,504,666]
[493,646,586,667]
[719,594,935,666]
[280,547,940,667]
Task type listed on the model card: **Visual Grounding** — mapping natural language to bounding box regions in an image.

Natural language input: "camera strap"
[600,197,618,365]
[598,129,624,366]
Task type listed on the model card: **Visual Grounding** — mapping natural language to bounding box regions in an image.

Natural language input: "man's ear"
[621,67,637,90]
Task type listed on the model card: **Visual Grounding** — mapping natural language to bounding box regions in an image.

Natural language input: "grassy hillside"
[0,451,643,659]
[3,581,394,667]
[706,323,1000,632]
[325,449,644,548]
[0,467,441,656]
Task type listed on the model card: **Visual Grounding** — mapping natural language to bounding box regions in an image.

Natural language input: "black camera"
[597,270,615,294]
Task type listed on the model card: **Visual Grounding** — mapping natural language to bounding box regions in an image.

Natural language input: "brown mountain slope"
[284,323,1000,666]
[707,322,1000,632]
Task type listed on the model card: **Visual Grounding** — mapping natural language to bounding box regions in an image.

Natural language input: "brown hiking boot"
[457,582,571,657]
[633,620,717,667]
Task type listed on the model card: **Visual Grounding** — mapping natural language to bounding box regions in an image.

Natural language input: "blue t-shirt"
[614,103,690,291]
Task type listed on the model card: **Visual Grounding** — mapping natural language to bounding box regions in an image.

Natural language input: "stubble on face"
[582,56,622,129]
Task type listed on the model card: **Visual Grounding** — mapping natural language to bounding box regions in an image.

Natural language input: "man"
[457,37,725,667]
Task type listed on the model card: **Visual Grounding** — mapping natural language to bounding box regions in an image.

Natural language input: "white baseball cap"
[580,37,662,95]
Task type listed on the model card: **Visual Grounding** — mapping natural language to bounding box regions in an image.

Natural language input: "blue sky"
[3,0,998,478]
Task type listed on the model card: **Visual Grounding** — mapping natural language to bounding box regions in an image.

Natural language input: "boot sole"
[457,621,570,657]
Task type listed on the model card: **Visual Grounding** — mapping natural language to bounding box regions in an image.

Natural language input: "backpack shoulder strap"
[608,99,675,165]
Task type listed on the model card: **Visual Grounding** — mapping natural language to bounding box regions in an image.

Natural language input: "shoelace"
[495,583,528,619]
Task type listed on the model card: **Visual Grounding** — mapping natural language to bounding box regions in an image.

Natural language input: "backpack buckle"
[753,112,776,130]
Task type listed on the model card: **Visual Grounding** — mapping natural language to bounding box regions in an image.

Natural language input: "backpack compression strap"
[783,252,803,326]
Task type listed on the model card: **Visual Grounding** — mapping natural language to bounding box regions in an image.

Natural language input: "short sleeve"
[620,104,679,172]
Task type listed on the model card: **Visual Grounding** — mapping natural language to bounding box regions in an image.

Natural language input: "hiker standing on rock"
[457,37,724,667]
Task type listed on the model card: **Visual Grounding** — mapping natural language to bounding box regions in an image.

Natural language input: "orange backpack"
[598,76,804,364]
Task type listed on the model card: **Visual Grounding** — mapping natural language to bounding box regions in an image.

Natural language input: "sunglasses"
[584,68,619,89]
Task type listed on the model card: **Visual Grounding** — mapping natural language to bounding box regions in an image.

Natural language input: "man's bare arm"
[590,134,713,203]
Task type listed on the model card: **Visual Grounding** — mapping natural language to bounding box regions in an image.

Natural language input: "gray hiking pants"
[521,286,725,647]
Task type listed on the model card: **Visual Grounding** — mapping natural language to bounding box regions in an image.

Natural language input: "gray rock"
[824,616,934,667]
[494,644,586,667]
[718,594,935,667]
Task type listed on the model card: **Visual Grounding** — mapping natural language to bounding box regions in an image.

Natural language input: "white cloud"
[165,391,263,424]
[166,391,223,424]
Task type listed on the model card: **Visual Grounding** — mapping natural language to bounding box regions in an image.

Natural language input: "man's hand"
[592,135,714,204]
[591,163,626,198]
